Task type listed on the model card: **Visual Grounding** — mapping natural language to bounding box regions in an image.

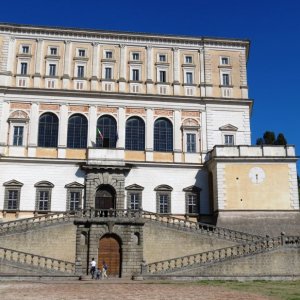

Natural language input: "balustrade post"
[281,232,285,245]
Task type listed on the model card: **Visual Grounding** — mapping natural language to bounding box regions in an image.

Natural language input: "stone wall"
[143,221,236,264]
[0,223,76,262]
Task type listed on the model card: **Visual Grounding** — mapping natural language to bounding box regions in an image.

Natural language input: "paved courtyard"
[0,279,274,300]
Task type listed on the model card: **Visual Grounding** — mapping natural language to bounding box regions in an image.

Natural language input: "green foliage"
[256,131,287,146]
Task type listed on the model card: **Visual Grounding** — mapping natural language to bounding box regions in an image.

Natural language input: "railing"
[143,235,300,274]
[75,208,142,219]
[0,212,75,235]
[0,247,75,274]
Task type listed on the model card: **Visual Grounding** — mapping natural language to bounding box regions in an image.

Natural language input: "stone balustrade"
[0,247,75,273]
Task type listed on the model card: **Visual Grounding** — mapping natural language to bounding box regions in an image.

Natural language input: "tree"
[256,131,287,145]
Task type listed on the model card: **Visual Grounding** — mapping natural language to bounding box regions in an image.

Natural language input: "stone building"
[0,23,299,277]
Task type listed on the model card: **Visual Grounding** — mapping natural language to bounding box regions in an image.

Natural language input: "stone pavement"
[0,279,273,300]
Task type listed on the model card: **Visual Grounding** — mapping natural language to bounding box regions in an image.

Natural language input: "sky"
[0,0,299,171]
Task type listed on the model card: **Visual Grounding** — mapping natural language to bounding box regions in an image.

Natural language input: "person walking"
[90,258,97,279]
[102,261,108,279]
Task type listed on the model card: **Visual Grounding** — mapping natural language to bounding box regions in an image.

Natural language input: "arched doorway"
[98,234,122,277]
[95,185,116,210]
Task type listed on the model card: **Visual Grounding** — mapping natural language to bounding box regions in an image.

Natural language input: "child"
[96,268,101,280]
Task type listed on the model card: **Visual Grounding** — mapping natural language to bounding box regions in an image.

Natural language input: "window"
[125,117,145,151]
[22,46,29,54]
[50,47,57,55]
[159,70,166,82]
[34,181,54,212]
[155,185,173,214]
[186,72,193,84]
[221,57,229,65]
[77,66,84,78]
[132,53,140,60]
[159,54,166,62]
[125,184,144,210]
[65,182,84,211]
[38,113,59,148]
[70,192,80,210]
[13,126,24,146]
[105,67,112,79]
[222,73,230,86]
[224,134,234,145]
[49,64,56,76]
[185,56,192,63]
[154,118,173,152]
[78,49,86,57]
[106,51,113,59]
[130,193,140,210]
[132,69,140,81]
[67,114,88,149]
[186,133,196,153]
[96,115,117,148]
[20,62,28,75]
[183,186,200,215]
[3,180,23,211]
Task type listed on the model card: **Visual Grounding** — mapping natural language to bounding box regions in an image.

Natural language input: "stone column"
[63,40,72,89]
[28,102,39,157]
[174,110,182,162]
[119,44,126,92]
[118,107,125,149]
[173,47,180,95]
[91,42,100,91]
[88,105,97,147]
[34,38,43,88]
[145,108,153,161]
[146,45,154,93]
[57,104,68,158]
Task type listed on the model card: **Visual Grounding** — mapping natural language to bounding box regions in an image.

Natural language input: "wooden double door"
[95,185,115,210]
[98,234,121,277]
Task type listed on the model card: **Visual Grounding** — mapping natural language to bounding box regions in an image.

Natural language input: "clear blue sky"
[1,0,299,171]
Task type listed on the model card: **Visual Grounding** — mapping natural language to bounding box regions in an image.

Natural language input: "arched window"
[125,117,145,150]
[38,113,59,147]
[154,118,173,152]
[96,115,117,148]
[67,114,88,148]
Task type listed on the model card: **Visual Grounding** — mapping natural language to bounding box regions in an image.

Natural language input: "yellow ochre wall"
[224,164,291,210]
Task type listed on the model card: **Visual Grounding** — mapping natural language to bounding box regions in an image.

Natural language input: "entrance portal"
[95,185,115,210]
[98,234,121,277]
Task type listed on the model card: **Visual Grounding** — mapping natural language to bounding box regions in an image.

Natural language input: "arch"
[95,184,116,210]
[154,184,173,191]
[38,112,59,148]
[67,114,88,149]
[98,233,122,277]
[96,115,117,148]
[125,116,145,150]
[34,180,54,188]
[154,117,173,152]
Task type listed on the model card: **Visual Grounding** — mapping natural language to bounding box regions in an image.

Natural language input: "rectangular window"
[185,56,192,63]
[20,62,28,75]
[38,191,49,211]
[106,51,113,59]
[224,134,234,145]
[159,54,166,62]
[77,66,84,78]
[159,194,169,214]
[78,49,85,57]
[132,69,139,81]
[70,191,80,211]
[187,133,196,153]
[187,194,198,214]
[49,64,56,76]
[130,193,140,210]
[50,47,57,55]
[22,46,29,54]
[186,72,193,84]
[132,53,140,60]
[222,73,230,86]
[8,190,18,210]
[13,126,24,146]
[105,67,112,79]
[221,57,229,65]
[159,70,166,82]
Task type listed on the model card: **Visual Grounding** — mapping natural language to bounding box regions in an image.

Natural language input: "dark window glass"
[105,67,112,79]
[187,133,196,153]
[49,64,56,76]
[38,113,59,147]
[222,73,230,86]
[154,118,173,152]
[13,126,24,146]
[77,66,84,78]
[132,69,139,81]
[159,194,169,214]
[67,114,88,149]
[106,51,112,59]
[78,49,85,57]
[159,70,166,82]
[50,47,57,55]
[187,194,198,214]
[70,191,80,210]
[186,72,193,84]
[38,191,49,211]
[22,46,29,54]
[21,63,27,75]
[125,117,145,151]
[130,193,139,210]
[224,134,234,145]
[8,190,18,210]
[96,115,117,148]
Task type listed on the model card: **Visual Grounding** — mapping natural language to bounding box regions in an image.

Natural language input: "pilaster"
[33,38,44,88]
[91,42,100,91]
[173,47,180,95]
[88,105,97,147]
[63,40,72,89]
[57,104,68,158]
[145,108,154,161]
[118,107,125,149]
[28,102,39,157]
[146,45,154,93]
